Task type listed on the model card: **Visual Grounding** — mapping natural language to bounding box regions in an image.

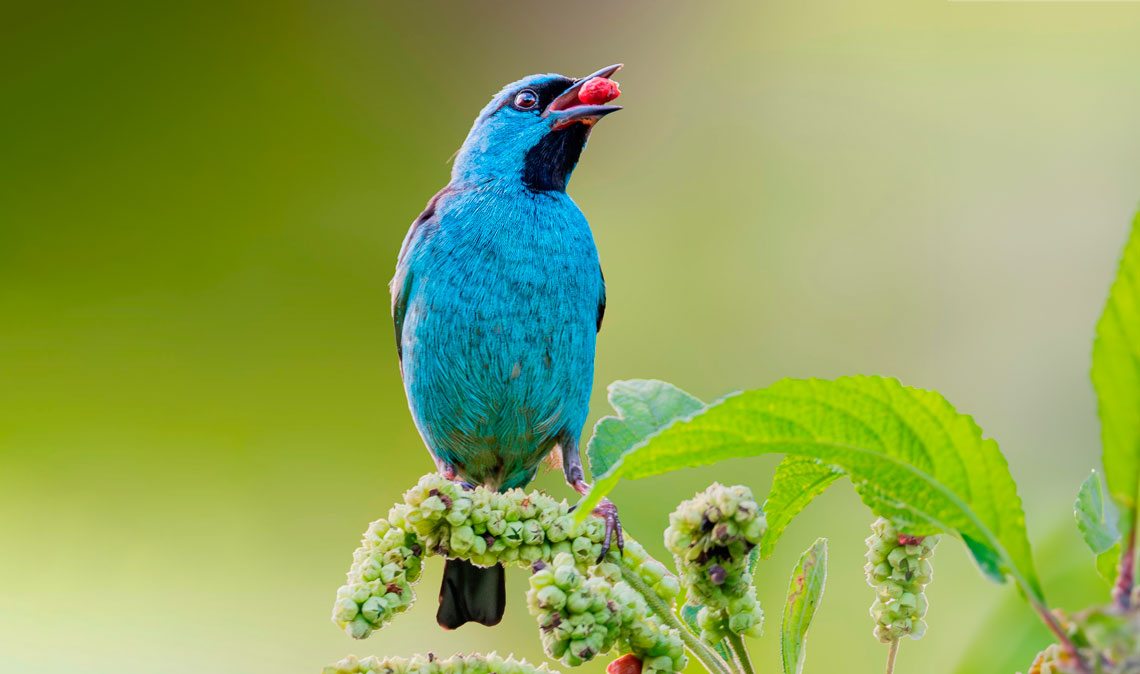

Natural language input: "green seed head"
[864,517,939,644]
[664,483,766,636]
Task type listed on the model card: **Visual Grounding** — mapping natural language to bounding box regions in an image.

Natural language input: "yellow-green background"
[4,1,1140,672]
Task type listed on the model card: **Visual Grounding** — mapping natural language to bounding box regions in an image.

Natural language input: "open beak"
[544,63,623,130]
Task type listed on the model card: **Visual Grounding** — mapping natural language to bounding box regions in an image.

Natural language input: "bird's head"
[451,64,623,192]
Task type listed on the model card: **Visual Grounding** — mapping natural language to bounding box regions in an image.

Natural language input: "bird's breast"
[398,188,603,488]
[422,196,598,326]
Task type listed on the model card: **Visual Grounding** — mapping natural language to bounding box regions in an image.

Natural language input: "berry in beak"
[544,63,623,130]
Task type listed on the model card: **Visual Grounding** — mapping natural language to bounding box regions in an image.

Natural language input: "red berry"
[578,77,621,105]
[607,654,642,674]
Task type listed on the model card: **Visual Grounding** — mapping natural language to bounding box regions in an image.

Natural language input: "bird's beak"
[543,63,623,131]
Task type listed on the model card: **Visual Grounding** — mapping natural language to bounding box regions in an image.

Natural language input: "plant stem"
[619,564,735,674]
[724,633,755,674]
[1030,599,1091,674]
[1113,522,1137,610]
[885,639,898,674]
[996,544,1091,673]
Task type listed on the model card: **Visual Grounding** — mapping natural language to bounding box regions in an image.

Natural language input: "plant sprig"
[327,207,1140,674]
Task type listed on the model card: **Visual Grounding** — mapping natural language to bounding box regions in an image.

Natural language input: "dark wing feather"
[597,268,606,332]
[392,269,412,362]
[391,188,450,362]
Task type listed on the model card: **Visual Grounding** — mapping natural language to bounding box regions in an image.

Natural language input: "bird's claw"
[591,497,624,563]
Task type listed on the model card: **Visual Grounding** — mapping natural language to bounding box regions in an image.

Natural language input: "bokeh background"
[4,1,1140,672]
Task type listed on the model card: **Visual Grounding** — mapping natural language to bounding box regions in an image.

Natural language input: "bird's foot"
[570,480,623,562]
[590,497,624,563]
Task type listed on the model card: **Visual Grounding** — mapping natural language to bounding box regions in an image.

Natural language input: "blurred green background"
[4,1,1140,672]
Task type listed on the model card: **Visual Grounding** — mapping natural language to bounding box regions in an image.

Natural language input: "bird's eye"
[513,89,539,110]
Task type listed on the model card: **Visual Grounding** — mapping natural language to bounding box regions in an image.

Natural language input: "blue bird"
[390,64,624,629]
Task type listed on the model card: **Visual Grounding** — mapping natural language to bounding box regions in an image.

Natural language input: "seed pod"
[335,473,658,639]
[321,652,562,674]
[527,553,622,666]
[392,474,609,571]
[331,516,423,638]
[526,552,688,672]
[864,518,940,644]
[664,483,767,642]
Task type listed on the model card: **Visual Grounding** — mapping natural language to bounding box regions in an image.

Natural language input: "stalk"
[885,640,898,674]
[1030,600,1090,674]
[992,535,1091,674]
[724,633,755,674]
[1113,519,1137,610]
[619,563,736,674]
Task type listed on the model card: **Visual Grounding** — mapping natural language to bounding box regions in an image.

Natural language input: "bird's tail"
[436,558,506,629]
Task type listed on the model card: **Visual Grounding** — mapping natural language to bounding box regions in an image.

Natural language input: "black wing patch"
[597,268,606,332]
[392,269,412,362]
[392,188,449,362]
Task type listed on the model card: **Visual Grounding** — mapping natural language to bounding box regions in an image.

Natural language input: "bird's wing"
[391,188,450,362]
[597,267,606,332]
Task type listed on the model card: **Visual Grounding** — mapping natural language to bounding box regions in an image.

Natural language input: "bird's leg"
[435,456,458,481]
[561,438,623,561]
[434,457,478,492]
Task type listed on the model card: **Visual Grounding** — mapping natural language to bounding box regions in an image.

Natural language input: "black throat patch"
[521,123,591,192]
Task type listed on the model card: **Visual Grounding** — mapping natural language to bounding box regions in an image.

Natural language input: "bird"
[389,64,625,630]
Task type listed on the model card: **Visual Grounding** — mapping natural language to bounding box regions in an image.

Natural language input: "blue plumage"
[396,185,601,490]
[390,66,623,629]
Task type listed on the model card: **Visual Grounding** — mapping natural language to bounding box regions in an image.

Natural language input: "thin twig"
[885,639,899,674]
[1031,601,1091,674]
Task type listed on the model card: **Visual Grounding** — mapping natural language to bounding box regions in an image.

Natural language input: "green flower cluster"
[322,653,559,674]
[333,474,657,641]
[1024,644,1080,674]
[528,552,688,674]
[332,516,423,639]
[864,518,939,643]
[664,483,766,643]
[399,474,609,568]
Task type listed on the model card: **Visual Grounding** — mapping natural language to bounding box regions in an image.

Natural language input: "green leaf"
[1093,210,1140,529]
[579,375,1043,601]
[781,538,828,674]
[585,379,705,478]
[1075,471,1121,555]
[680,602,701,632]
[1097,545,1122,585]
[761,457,843,558]
[962,534,1004,584]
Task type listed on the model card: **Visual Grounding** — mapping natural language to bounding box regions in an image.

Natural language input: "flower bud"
[332,597,358,623]
[554,564,581,590]
[537,586,568,611]
[1025,643,1082,674]
[654,575,681,600]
